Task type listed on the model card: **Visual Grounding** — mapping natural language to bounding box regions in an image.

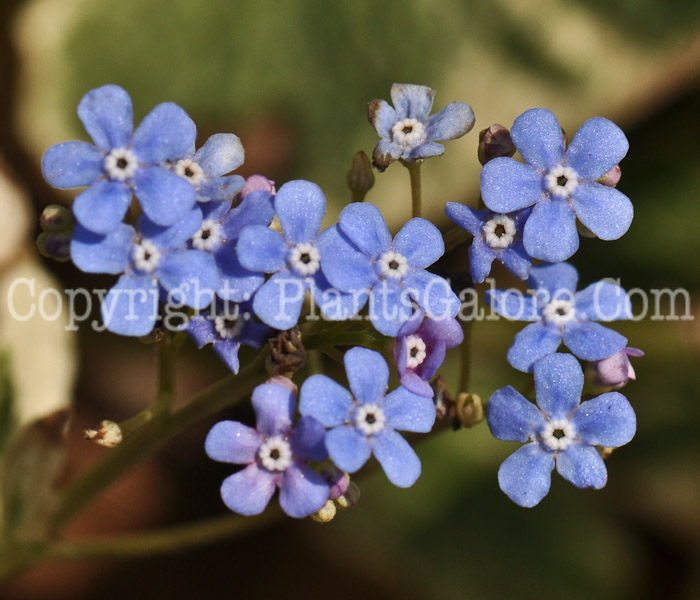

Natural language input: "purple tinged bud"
[598,165,622,187]
[36,231,71,262]
[346,151,375,200]
[320,466,350,500]
[240,174,276,199]
[587,347,643,389]
[478,124,516,165]
[335,481,360,510]
[40,204,73,232]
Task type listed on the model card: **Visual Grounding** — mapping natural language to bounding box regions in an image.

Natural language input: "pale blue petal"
[555,443,607,489]
[339,202,391,259]
[213,339,242,373]
[487,386,544,442]
[383,386,436,433]
[290,416,328,462]
[575,281,631,322]
[70,223,132,274]
[205,420,261,464]
[392,218,444,268]
[510,108,565,170]
[310,270,368,321]
[369,278,413,336]
[390,83,434,120]
[498,443,554,507]
[368,99,397,137]
[194,133,245,177]
[279,464,329,518]
[469,238,497,284]
[252,382,294,436]
[184,316,217,347]
[198,174,245,201]
[252,272,306,330]
[507,322,562,372]
[215,250,266,303]
[299,375,353,427]
[445,202,486,237]
[131,102,196,163]
[480,158,544,213]
[563,321,627,361]
[398,371,434,398]
[403,270,459,320]
[565,117,629,181]
[221,190,275,240]
[77,85,133,151]
[42,142,103,188]
[344,346,389,404]
[523,198,579,262]
[426,101,475,140]
[236,225,286,273]
[485,288,538,321]
[373,429,421,488]
[101,274,159,336]
[132,166,196,226]
[572,392,636,447]
[527,262,579,297]
[72,179,131,235]
[407,140,444,160]
[498,244,533,281]
[317,225,376,293]
[220,463,276,516]
[533,353,583,418]
[325,425,372,473]
[157,250,219,309]
[275,180,326,244]
[571,183,633,241]
[138,207,202,250]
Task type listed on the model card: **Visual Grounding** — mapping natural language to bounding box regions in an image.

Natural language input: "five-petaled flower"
[487,353,636,507]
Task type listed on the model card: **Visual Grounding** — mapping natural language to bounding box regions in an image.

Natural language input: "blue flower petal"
[317,225,376,292]
[403,270,459,320]
[523,197,579,262]
[132,167,196,227]
[205,420,261,464]
[339,202,392,259]
[575,281,631,322]
[469,238,497,284]
[279,463,329,518]
[533,353,584,417]
[373,429,421,488]
[220,463,276,516]
[310,270,368,321]
[555,443,607,489]
[426,101,475,140]
[236,225,286,273]
[215,250,266,303]
[498,443,554,507]
[480,158,544,213]
[299,374,353,427]
[274,180,325,244]
[498,244,532,281]
[252,272,306,330]
[131,102,196,163]
[157,250,219,309]
[407,140,444,160]
[565,117,629,181]
[445,202,486,237]
[369,278,413,336]
[77,85,133,152]
[563,321,627,361]
[390,83,434,120]
[485,288,538,321]
[42,141,104,188]
[398,371,434,398]
[392,218,444,268]
[572,392,636,447]
[418,339,446,382]
[325,425,372,473]
[290,416,328,462]
[507,322,562,372]
[101,273,159,336]
[487,385,544,442]
[194,133,245,177]
[571,183,633,241]
[72,179,131,235]
[221,190,275,241]
[510,108,565,170]
[70,223,133,274]
[368,99,397,137]
[527,262,579,298]
[138,207,203,250]
[252,382,294,436]
[213,339,242,373]
[344,346,389,405]
[198,174,245,201]
[183,315,217,348]
[383,386,436,432]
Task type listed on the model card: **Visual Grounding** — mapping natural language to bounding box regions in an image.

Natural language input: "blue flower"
[299,347,436,488]
[70,210,220,336]
[183,300,269,373]
[368,83,475,171]
[236,180,366,330]
[393,309,464,397]
[485,262,631,372]
[170,133,245,202]
[487,353,636,507]
[445,202,532,283]
[320,202,460,337]
[42,85,197,234]
[480,108,632,262]
[205,378,329,518]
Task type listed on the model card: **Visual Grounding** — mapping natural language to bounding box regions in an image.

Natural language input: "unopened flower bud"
[84,420,123,448]
[335,481,360,510]
[39,204,73,232]
[240,174,276,199]
[267,327,306,377]
[597,165,622,187]
[36,231,71,262]
[320,466,350,500]
[456,392,484,428]
[311,499,337,523]
[478,124,516,165]
[346,151,375,200]
[587,347,643,389]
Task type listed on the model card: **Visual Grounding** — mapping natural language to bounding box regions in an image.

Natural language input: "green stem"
[404,160,423,218]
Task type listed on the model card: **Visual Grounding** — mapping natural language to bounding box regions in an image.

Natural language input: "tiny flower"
[70,210,220,336]
[393,309,464,397]
[587,347,643,389]
[368,83,475,171]
[239,174,276,198]
[299,347,436,488]
[445,202,532,283]
[487,353,636,507]
[480,108,632,262]
[485,262,631,372]
[42,85,196,234]
[205,380,329,518]
[320,202,459,336]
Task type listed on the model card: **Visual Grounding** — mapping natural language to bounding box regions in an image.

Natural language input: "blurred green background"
[2,0,700,598]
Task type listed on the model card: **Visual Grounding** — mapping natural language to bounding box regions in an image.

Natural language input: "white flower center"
[289,242,320,276]
[258,435,293,472]
[355,404,386,436]
[174,158,206,187]
[391,118,427,149]
[104,148,138,181]
[192,219,223,251]
[131,239,161,273]
[213,315,245,340]
[545,165,579,198]
[543,298,576,327]
[483,214,516,249]
[378,250,408,280]
[541,419,576,451]
[405,334,427,369]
